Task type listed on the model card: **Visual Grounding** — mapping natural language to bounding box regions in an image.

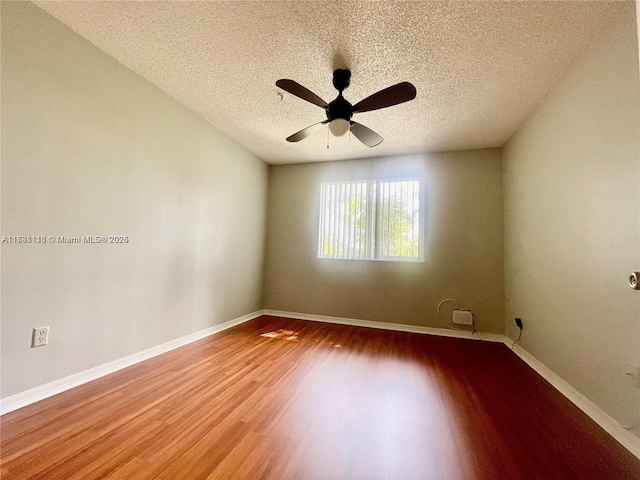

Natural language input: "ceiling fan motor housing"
[326,95,353,122]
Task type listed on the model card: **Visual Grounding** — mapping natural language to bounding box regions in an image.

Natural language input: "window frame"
[317,177,425,263]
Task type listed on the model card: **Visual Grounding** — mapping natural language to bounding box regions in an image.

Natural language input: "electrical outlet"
[31,326,49,348]
[515,318,523,329]
[625,364,640,389]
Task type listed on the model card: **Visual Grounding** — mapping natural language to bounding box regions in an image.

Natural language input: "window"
[318,179,423,262]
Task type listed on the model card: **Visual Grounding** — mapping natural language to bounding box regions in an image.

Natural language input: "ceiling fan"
[276,69,416,148]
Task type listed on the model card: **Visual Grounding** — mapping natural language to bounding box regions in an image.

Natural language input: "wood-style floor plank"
[1,315,639,479]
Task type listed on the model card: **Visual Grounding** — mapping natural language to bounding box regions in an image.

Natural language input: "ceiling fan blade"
[286,121,327,142]
[350,122,383,147]
[353,82,416,113]
[276,79,328,108]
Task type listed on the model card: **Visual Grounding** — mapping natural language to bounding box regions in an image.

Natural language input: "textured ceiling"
[35,1,628,165]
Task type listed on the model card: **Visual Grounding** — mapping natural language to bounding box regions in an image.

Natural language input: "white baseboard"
[262,309,506,343]
[0,310,262,415]
[3,308,638,460]
[510,342,640,459]
[265,309,640,459]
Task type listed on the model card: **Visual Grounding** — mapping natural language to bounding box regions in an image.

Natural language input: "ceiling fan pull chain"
[327,125,330,149]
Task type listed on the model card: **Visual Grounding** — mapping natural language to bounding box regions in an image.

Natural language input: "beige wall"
[504,4,640,436]
[264,149,505,333]
[1,2,268,398]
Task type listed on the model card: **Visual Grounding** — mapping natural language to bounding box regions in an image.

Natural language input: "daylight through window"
[318,179,422,262]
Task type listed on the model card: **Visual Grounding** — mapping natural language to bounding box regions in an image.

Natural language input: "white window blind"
[318,179,422,262]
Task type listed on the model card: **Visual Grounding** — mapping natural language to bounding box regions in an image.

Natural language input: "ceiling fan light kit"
[329,119,350,137]
[276,69,416,148]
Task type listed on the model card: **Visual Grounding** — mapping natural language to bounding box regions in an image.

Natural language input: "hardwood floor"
[1,315,639,479]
